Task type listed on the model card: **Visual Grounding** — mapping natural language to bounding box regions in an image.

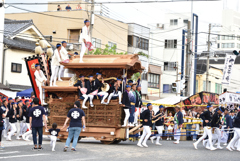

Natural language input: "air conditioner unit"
[66,43,74,51]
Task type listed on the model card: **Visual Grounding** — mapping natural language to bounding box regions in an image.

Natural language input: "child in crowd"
[48,123,60,151]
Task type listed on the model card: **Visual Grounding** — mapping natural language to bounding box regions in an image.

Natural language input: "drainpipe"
[192,13,198,94]
[2,47,8,84]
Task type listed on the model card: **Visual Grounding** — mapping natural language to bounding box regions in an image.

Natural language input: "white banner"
[222,54,236,85]
[219,92,240,105]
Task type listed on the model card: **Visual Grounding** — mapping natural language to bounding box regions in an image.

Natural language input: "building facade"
[149,13,190,98]
[1,19,51,91]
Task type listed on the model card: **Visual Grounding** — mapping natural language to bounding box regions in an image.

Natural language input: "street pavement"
[0,137,239,161]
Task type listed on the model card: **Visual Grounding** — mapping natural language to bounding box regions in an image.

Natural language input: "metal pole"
[176,61,178,96]
[206,23,211,92]
[88,0,94,55]
[185,21,191,97]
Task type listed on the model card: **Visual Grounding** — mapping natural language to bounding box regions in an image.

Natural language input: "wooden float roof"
[62,54,145,70]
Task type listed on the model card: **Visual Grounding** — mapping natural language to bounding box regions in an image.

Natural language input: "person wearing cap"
[107,78,122,105]
[34,63,47,105]
[6,102,17,141]
[193,103,217,150]
[74,75,90,109]
[93,73,109,104]
[150,105,165,145]
[128,84,137,127]
[226,107,240,151]
[7,98,13,109]
[16,101,24,140]
[210,107,225,149]
[127,80,133,86]
[22,100,32,141]
[29,98,47,150]
[137,103,153,148]
[50,43,62,86]
[79,19,91,63]
[122,85,132,127]
[173,105,183,144]
[134,85,142,125]
[62,101,86,152]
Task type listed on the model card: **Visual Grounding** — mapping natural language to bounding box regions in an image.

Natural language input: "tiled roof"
[4,37,36,52]
[0,83,11,90]
[4,19,33,38]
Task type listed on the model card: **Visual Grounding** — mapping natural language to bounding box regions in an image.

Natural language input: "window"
[141,73,147,80]
[183,19,188,25]
[44,35,52,42]
[164,62,176,71]
[222,43,235,48]
[128,35,133,47]
[237,35,240,41]
[217,43,220,48]
[203,81,206,91]
[208,81,211,91]
[165,40,177,48]
[218,35,220,40]
[92,38,101,48]
[11,63,22,73]
[170,19,178,26]
[196,80,198,93]
[163,84,172,93]
[108,41,117,51]
[222,35,234,40]
[215,83,222,94]
[238,44,240,49]
[148,73,160,88]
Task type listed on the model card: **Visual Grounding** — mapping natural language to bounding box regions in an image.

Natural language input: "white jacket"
[34,70,47,87]
[52,49,62,66]
[60,46,69,61]
[79,25,90,43]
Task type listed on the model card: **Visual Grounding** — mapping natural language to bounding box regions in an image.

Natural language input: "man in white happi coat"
[34,64,47,105]
[59,41,73,80]
[79,19,91,63]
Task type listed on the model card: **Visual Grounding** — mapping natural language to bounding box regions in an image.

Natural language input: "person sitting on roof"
[76,4,82,10]
[65,4,72,11]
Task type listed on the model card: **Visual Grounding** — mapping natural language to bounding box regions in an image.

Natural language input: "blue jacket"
[225,114,233,128]
[174,111,183,125]
[233,112,240,128]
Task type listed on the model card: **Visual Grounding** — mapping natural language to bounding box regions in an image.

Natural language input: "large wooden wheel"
[100,139,121,145]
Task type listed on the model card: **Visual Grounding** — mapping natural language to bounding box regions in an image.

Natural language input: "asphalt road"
[0,138,239,161]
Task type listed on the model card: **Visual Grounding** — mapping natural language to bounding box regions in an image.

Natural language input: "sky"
[4,0,240,51]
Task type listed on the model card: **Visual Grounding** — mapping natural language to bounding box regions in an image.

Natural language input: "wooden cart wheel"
[112,140,121,144]
[100,141,114,145]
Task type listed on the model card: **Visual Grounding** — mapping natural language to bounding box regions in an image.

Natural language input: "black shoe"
[32,147,38,151]
[38,147,43,151]
[63,147,68,152]
[71,148,76,152]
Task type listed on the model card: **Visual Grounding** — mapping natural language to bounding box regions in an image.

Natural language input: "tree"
[89,45,127,55]
[131,72,141,82]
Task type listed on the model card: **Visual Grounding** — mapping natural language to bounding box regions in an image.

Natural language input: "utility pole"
[88,0,94,55]
[185,21,191,97]
[0,0,4,83]
[206,23,211,92]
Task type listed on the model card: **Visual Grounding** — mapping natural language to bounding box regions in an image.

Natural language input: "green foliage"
[138,51,149,58]
[89,45,128,55]
[131,72,141,82]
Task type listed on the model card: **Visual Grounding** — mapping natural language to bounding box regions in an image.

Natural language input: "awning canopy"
[16,88,33,97]
[152,96,187,105]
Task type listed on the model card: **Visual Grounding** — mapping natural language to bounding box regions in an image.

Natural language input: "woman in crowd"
[192,113,201,141]
[186,111,193,140]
